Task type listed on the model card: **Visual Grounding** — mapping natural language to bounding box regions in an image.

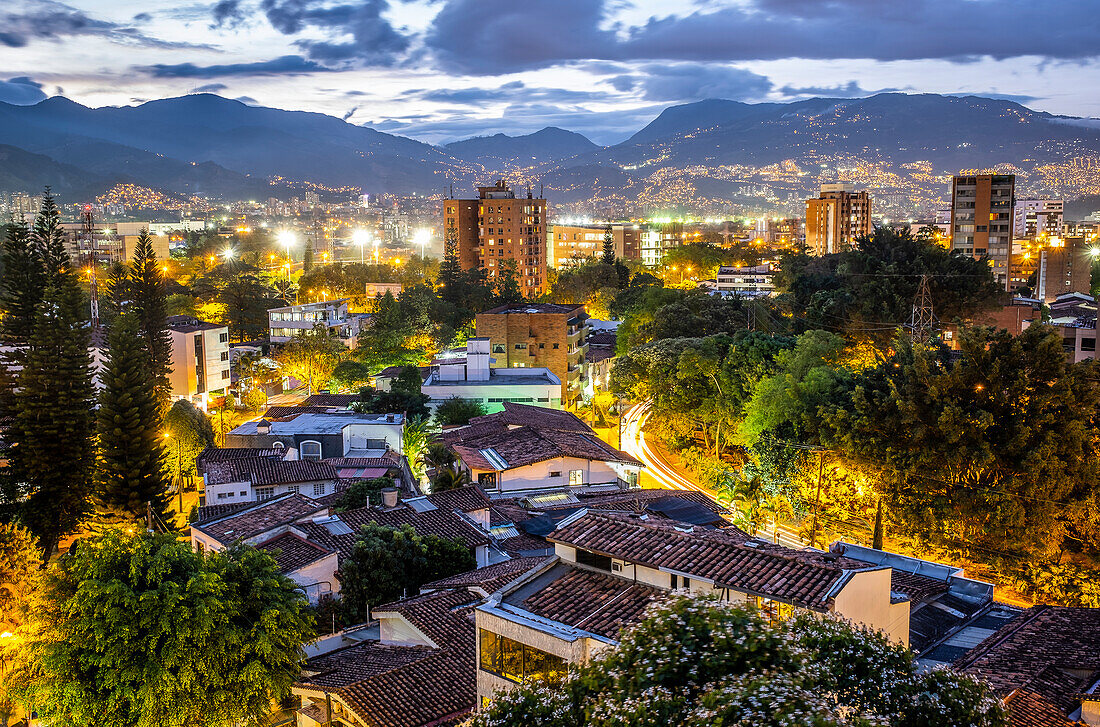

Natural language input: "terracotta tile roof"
[586,347,615,363]
[424,485,491,514]
[255,531,333,573]
[298,589,479,727]
[498,532,555,557]
[422,557,549,593]
[196,446,283,474]
[203,458,338,487]
[1001,690,1081,727]
[302,393,360,407]
[192,493,328,543]
[520,566,663,639]
[889,570,949,604]
[467,401,591,433]
[548,512,871,610]
[262,405,338,418]
[193,502,251,523]
[587,331,616,347]
[324,452,404,468]
[449,423,641,470]
[956,605,1100,726]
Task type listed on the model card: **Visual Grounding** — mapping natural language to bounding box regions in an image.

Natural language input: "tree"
[330,358,373,392]
[163,400,216,483]
[601,224,615,265]
[275,324,345,395]
[94,314,174,528]
[31,189,70,286]
[402,417,430,484]
[128,230,173,404]
[103,260,131,324]
[431,465,470,493]
[0,522,39,727]
[8,530,314,727]
[473,595,1005,727]
[437,228,464,307]
[434,397,487,426]
[0,214,44,347]
[303,238,314,272]
[11,280,95,557]
[333,477,392,511]
[337,522,474,622]
[494,259,524,304]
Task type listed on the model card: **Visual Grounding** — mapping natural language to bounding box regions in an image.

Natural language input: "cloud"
[408,81,612,106]
[190,83,229,94]
[0,0,211,49]
[210,0,245,28]
[0,76,47,105]
[139,55,330,78]
[421,0,1100,75]
[779,81,881,98]
[235,96,259,105]
[612,64,773,102]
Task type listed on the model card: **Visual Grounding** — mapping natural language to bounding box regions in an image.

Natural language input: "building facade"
[267,299,368,345]
[715,264,776,296]
[475,303,589,408]
[1013,198,1064,239]
[424,338,561,413]
[951,174,1015,289]
[167,315,231,410]
[443,180,547,297]
[805,183,872,255]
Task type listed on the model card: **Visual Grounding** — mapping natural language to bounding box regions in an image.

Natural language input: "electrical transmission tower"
[82,205,100,329]
[908,274,937,342]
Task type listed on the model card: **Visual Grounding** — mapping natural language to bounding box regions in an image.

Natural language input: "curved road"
[620,400,807,548]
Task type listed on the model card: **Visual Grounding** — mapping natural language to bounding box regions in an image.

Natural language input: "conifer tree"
[31,188,71,285]
[303,238,314,272]
[12,281,95,557]
[437,228,463,305]
[103,260,131,321]
[128,230,173,404]
[94,313,173,529]
[0,214,45,347]
[602,224,615,265]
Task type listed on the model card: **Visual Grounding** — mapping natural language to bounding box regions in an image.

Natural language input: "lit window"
[568,469,583,487]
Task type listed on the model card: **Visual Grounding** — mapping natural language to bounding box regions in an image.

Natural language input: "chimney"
[386,413,394,423]
[256,419,271,435]
[381,487,398,508]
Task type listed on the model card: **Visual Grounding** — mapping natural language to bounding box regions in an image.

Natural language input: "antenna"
[908,274,937,342]
[82,205,100,329]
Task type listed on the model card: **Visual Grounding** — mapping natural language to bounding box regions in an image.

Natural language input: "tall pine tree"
[437,228,464,306]
[94,313,173,529]
[128,230,173,405]
[32,189,71,286]
[602,224,615,265]
[0,214,45,347]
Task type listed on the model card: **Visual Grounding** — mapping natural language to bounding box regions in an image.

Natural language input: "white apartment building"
[268,299,370,346]
[167,315,231,410]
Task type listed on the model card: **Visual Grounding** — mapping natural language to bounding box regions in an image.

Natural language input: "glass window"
[479,629,566,685]
[568,469,583,486]
[313,483,326,496]
[271,441,285,451]
[300,441,322,460]
[255,486,275,501]
[219,333,228,343]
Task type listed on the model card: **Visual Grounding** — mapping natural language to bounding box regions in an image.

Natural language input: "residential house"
[423,338,561,413]
[201,457,340,504]
[167,315,231,410]
[226,410,404,461]
[268,299,370,346]
[438,402,642,496]
[584,330,617,393]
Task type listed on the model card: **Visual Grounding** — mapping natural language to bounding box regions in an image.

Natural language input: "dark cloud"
[0,76,47,105]
[0,1,211,50]
[241,0,410,65]
[422,0,1100,75]
[779,81,880,98]
[409,81,610,106]
[235,96,259,105]
[613,64,773,102]
[139,55,329,78]
[132,12,151,22]
[955,92,1041,105]
[190,83,229,93]
[210,0,245,28]
[342,106,358,120]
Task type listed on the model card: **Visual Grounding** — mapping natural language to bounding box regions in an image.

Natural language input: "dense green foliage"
[473,595,1004,727]
[162,400,216,478]
[337,522,475,621]
[0,215,43,346]
[9,531,314,727]
[94,314,173,528]
[333,477,393,511]
[274,324,346,395]
[434,396,487,426]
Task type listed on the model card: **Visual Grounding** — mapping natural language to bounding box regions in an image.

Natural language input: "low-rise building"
[201,456,340,504]
[439,403,642,496]
[268,299,369,346]
[226,410,404,460]
[167,315,231,410]
[715,264,776,296]
[423,338,561,413]
[1042,292,1096,363]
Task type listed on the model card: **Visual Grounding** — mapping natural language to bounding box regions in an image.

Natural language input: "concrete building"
[951,174,1015,289]
[167,315,231,410]
[549,224,604,268]
[267,299,369,345]
[638,221,684,267]
[423,338,561,413]
[1013,198,1064,239]
[443,180,547,297]
[805,183,872,255]
[754,217,805,247]
[1034,235,1093,303]
[1043,292,1097,363]
[226,410,405,460]
[475,303,589,408]
[715,264,776,296]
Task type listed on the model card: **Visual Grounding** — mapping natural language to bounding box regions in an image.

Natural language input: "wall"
[287,552,340,604]
[377,612,434,647]
[480,456,621,493]
[475,308,586,405]
[831,568,909,646]
[423,381,560,413]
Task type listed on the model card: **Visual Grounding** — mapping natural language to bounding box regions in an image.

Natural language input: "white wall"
[287,553,340,604]
[488,457,622,493]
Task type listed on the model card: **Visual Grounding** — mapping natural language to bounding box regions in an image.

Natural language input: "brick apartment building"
[475,303,590,408]
[951,174,1015,290]
[805,183,872,255]
[443,180,547,298]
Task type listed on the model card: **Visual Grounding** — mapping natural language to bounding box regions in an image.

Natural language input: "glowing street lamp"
[277,230,295,279]
[413,228,431,259]
[373,236,380,264]
[353,229,369,263]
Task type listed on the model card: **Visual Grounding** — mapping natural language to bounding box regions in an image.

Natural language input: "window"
[287,485,300,495]
[479,630,566,685]
[255,487,275,501]
[221,369,230,380]
[221,351,229,361]
[575,549,612,572]
[219,333,228,343]
[552,343,559,349]
[549,471,561,478]
[300,441,322,460]
[240,491,247,496]
[568,469,583,487]
[217,492,230,500]
[539,343,545,349]
[271,441,285,451]
[313,483,326,497]
[1083,338,1096,352]
[756,597,794,624]
[514,343,527,350]
[671,574,691,589]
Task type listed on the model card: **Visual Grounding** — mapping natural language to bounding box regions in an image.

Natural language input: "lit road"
[620,400,807,548]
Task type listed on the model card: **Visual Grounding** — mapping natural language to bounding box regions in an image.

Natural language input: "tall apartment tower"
[950,174,1015,290]
[804,183,872,255]
[443,180,547,298]
[1013,198,1064,239]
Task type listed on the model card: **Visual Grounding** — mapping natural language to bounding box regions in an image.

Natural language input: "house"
[955,605,1100,727]
[166,315,231,410]
[715,264,776,296]
[422,338,561,413]
[474,510,910,703]
[201,456,340,504]
[437,402,642,496]
[268,299,369,346]
[226,410,404,460]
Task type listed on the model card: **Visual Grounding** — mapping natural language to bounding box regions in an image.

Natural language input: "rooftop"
[192,493,328,543]
[166,315,225,333]
[203,458,338,487]
[479,302,582,316]
[302,393,359,407]
[255,531,334,573]
[549,511,876,610]
[422,556,549,594]
[230,410,404,437]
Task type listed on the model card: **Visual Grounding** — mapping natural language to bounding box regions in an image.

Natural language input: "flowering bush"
[472,595,1005,727]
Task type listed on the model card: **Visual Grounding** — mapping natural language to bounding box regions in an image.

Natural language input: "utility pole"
[909,274,937,343]
[809,449,825,549]
[82,206,100,329]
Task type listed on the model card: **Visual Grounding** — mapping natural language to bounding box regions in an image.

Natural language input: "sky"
[1,0,1099,146]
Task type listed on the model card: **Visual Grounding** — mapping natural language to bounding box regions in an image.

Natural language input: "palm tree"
[759,492,795,544]
[718,474,767,537]
[432,465,470,493]
[402,417,430,485]
[421,440,456,475]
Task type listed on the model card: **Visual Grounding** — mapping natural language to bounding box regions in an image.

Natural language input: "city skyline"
[1,0,1099,145]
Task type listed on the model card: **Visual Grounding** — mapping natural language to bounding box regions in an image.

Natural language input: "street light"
[373,236,380,264]
[278,230,295,280]
[353,229,369,263]
[413,228,431,259]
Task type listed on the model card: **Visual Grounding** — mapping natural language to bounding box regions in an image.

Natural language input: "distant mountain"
[3,92,1100,216]
[445,127,599,165]
[0,144,107,199]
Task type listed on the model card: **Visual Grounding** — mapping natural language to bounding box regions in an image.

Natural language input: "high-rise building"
[950,174,1015,289]
[804,183,872,255]
[443,180,547,298]
[1035,235,1093,303]
[1013,198,1063,239]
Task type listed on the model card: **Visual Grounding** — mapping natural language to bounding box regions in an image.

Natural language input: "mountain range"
[2,92,1100,216]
